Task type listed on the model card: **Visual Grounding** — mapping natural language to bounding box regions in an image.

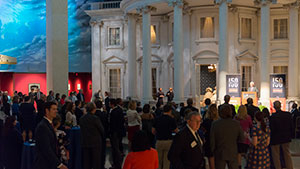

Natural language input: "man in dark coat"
[168,111,204,169]
[180,98,199,119]
[218,95,236,118]
[80,102,105,169]
[109,99,125,169]
[76,89,85,103]
[166,88,174,102]
[270,101,293,169]
[104,91,110,113]
[245,98,260,120]
[210,105,244,169]
[34,102,67,169]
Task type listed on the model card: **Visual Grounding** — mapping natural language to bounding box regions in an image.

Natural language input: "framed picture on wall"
[28,83,40,93]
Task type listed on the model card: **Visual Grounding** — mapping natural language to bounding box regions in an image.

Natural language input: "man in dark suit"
[180,98,199,119]
[104,91,110,113]
[34,102,68,169]
[76,89,85,103]
[270,101,293,169]
[168,111,204,169]
[245,98,260,120]
[210,105,244,169]
[109,99,125,169]
[218,95,236,118]
[80,102,105,169]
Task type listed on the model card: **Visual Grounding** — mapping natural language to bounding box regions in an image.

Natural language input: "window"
[241,66,252,91]
[241,18,252,39]
[109,28,120,46]
[170,22,174,42]
[196,65,217,95]
[151,25,157,44]
[152,68,157,99]
[273,66,288,96]
[200,17,215,38]
[274,19,288,39]
[109,69,121,98]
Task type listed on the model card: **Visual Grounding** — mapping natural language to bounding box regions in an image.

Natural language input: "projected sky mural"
[0,0,95,72]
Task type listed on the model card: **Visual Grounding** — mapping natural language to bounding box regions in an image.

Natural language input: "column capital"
[254,0,275,6]
[214,0,232,5]
[136,5,156,14]
[124,13,139,22]
[89,20,103,27]
[283,0,300,8]
[168,0,184,8]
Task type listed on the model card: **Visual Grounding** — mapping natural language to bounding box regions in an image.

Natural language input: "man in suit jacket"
[109,99,124,169]
[168,111,204,169]
[34,102,68,169]
[210,105,244,169]
[180,98,199,119]
[270,101,293,169]
[76,89,85,103]
[218,95,236,118]
[104,91,110,113]
[80,102,105,169]
[245,98,260,120]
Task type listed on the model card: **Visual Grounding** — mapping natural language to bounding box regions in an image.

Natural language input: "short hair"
[61,94,67,99]
[187,98,193,105]
[247,98,253,105]
[116,98,122,105]
[44,102,57,113]
[52,115,62,128]
[186,111,201,121]
[273,101,281,110]
[131,130,150,152]
[224,95,231,103]
[163,104,172,113]
[292,103,298,109]
[219,104,232,119]
[128,101,137,110]
[86,102,96,113]
[75,100,81,107]
[66,102,74,113]
[109,98,117,106]
[143,104,151,114]
[204,98,211,106]
[95,100,103,109]
[24,96,31,102]
[55,93,60,98]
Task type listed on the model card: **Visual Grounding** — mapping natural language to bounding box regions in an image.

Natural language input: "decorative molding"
[89,20,103,27]
[254,0,276,6]
[235,50,259,61]
[282,0,300,8]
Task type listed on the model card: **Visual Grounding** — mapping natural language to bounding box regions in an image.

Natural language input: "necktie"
[195,132,202,145]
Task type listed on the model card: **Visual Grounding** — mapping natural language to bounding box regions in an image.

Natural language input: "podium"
[241,92,258,106]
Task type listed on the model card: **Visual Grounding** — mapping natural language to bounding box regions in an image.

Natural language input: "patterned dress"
[247,125,270,169]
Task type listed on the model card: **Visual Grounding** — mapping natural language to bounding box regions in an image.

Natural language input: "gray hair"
[186,111,202,121]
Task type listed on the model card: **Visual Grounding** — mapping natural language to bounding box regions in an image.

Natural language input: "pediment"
[103,56,127,64]
[236,50,258,61]
[192,50,219,60]
[137,55,163,63]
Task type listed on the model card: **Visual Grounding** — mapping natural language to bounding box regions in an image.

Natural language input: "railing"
[90,1,121,10]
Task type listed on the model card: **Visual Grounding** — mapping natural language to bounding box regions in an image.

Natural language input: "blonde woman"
[235,105,252,169]
[201,104,219,169]
[126,101,141,143]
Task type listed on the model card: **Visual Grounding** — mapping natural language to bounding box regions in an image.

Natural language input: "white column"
[259,1,270,106]
[169,0,184,103]
[91,21,102,96]
[127,14,138,99]
[139,6,153,104]
[46,0,68,95]
[217,0,229,103]
[288,5,299,100]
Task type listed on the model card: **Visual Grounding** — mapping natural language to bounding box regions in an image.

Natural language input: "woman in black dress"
[2,116,23,169]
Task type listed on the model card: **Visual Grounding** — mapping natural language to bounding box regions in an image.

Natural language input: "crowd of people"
[0,88,298,169]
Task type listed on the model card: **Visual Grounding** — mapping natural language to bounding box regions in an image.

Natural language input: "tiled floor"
[104,138,300,169]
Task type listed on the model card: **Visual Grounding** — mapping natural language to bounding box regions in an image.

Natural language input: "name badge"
[190,141,197,148]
